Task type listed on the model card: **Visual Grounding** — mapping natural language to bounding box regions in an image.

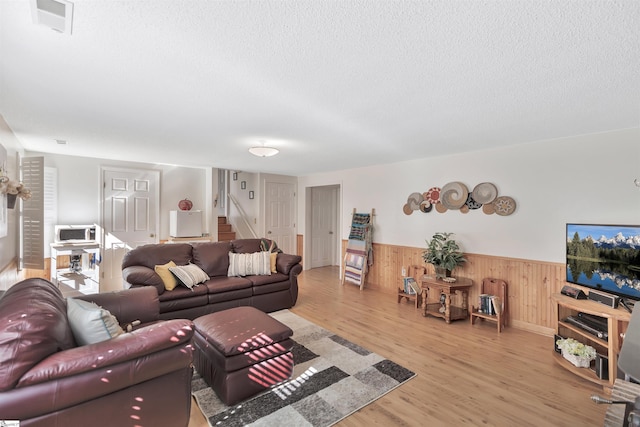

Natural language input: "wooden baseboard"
[511,320,555,337]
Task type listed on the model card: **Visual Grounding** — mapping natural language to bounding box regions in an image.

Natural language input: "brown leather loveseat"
[0,278,194,427]
[121,238,302,320]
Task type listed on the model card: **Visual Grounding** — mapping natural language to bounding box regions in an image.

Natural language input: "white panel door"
[101,167,159,292]
[265,182,295,254]
[310,186,338,268]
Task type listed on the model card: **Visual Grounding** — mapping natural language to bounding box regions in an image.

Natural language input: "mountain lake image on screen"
[566,223,640,301]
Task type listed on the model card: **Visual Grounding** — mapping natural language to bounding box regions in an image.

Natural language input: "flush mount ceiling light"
[248,145,279,157]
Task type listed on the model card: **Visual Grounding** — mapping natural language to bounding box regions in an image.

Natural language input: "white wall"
[297,128,640,264]
[5,126,639,271]
[27,152,210,241]
[0,114,24,271]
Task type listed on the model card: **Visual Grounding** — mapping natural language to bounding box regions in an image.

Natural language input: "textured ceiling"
[0,1,638,176]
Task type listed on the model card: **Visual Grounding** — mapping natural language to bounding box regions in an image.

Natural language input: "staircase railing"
[227,192,258,239]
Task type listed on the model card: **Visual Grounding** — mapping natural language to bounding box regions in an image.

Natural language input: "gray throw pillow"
[66,298,124,345]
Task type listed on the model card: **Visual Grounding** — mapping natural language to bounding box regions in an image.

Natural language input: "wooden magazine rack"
[397,265,426,308]
[342,209,374,290]
[470,278,508,333]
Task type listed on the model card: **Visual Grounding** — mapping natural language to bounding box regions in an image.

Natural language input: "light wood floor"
[189,266,608,427]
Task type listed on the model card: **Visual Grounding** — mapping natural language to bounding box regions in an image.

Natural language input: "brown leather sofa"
[121,238,302,320]
[0,278,194,427]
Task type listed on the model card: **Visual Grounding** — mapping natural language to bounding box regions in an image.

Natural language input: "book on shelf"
[403,277,419,295]
[478,294,492,314]
[477,294,502,315]
[490,296,502,316]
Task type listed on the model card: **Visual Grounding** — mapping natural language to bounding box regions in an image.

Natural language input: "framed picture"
[249,191,254,200]
[232,172,238,181]
[241,181,246,190]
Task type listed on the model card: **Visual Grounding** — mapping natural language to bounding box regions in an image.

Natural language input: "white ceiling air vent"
[31,0,74,35]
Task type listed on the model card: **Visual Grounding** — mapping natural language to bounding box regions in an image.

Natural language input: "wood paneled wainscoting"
[342,240,565,335]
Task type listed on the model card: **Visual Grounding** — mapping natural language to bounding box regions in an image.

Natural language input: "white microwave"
[54,225,97,243]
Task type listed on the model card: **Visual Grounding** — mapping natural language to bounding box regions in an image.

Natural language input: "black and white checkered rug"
[192,310,415,427]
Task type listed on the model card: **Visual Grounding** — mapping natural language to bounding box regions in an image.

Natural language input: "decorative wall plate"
[464,193,482,210]
[419,200,432,213]
[425,187,441,204]
[407,192,423,210]
[493,196,516,216]
[482,203,495,215]
[403,182,513,217]
[440,181,469,210]
[472,182,498,204]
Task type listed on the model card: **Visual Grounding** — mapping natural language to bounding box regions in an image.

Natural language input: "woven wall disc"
[425,187,441,204]
[407,192,423,210]
[472,182,498,204]
[493,196,516,216]
[440,181,468,210]
[465,193,482,210]
[483,203,495,215]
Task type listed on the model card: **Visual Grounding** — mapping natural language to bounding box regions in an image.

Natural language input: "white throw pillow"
[228,251,272,277]
[66,298,124,345]
[169,263,209,290]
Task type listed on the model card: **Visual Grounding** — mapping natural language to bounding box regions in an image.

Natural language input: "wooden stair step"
[218,231,236,241]
[218,216,235,241]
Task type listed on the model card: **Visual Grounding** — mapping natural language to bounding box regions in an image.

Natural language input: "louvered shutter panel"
[21,156,45,269]
[43,167,58,258]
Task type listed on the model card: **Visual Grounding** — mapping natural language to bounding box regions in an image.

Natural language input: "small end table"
[421,275,473,323]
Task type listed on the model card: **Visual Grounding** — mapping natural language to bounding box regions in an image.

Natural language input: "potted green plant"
[422,232,466,279]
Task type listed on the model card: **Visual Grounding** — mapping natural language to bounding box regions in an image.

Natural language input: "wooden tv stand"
[552,293,631,391]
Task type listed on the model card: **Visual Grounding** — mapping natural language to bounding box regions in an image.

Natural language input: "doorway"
[101,166,160,291]
[264,181,296,254]
[306,184,340,269]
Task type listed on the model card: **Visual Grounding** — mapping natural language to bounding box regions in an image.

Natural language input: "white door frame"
[304,183,342,270]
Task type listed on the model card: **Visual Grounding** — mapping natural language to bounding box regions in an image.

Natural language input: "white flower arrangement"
[0,175,32,201]
[556,337,597,358]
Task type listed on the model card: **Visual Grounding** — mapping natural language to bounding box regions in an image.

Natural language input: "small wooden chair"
[470,278,508,332]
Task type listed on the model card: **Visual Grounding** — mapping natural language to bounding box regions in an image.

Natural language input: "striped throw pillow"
[169,263,209,290]
[228,251,271,277]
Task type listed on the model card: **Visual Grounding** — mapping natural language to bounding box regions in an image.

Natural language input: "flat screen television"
[566,223,640,301]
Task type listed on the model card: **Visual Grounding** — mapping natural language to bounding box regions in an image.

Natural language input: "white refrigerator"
[169,210,203,237]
